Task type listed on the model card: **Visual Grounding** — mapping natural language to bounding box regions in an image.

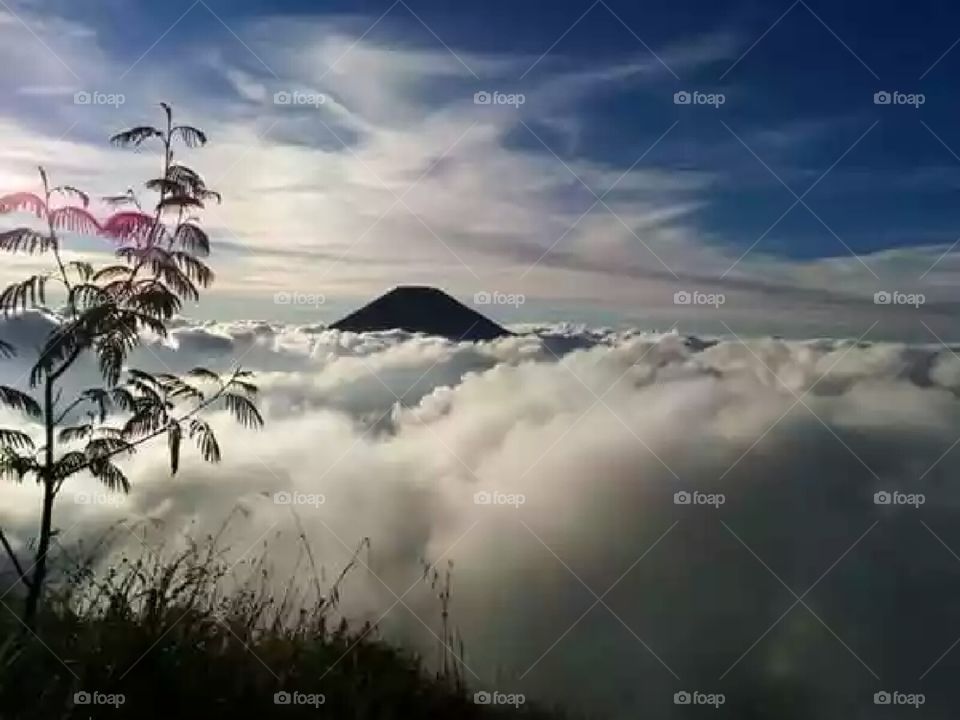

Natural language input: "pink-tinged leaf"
[0,193,47,218]
[49,207,102,235]
[101,212,157,244]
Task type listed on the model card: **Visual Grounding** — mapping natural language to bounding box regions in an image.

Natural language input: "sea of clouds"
[2,314,960,718]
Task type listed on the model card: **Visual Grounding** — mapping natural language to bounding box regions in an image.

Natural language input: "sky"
[2,0,960,338]
[5,4,960,715]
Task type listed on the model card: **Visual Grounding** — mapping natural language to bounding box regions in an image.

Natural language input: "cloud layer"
[2,317,960,717]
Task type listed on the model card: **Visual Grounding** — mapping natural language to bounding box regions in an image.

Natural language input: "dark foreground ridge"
[331,286,512,341]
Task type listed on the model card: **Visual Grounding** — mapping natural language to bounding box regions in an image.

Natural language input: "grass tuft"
[0,514,565,719]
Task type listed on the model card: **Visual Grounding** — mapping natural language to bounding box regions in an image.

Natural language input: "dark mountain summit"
[330,286,512,341]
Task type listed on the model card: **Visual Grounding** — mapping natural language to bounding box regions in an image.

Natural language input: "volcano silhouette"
[330,286,512,341]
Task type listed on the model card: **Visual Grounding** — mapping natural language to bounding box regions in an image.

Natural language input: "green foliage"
[0,104,264,629]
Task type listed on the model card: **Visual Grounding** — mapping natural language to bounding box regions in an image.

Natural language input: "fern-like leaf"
[89,460,130,493]
[49,207,102,235]
[92,265,134,283]
[121,403,168,440]
[171,251,213,287]
[50,451,86,481]
[59,424,93,443]
[50,186,90,208]
[0,229,54,254]
[0,386,41,418]
[110,126,162,148]
[67,261,95,281]
[157,195,203,212]
[0,276,48,314]
[102,212,157,244]
[167,422,181,475]
[173,223,210,257]
[128,282,182,320]
[186,368,221,383]
[0,429,34,450]
[103,189,140,209]
[222,393,263,429]
[110,387,137,413]
[154,373,204,402]
[0,448,39,482]
[79,388,111,422]
[228,379,259,397]
[189,418,221,463]
[85,436,135,459]
[171,125,207,148]
[68,283,110,310]
[145,178,184,195]
[0,192,47,218]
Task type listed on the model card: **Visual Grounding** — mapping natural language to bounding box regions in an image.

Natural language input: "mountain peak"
[330,286,512,341]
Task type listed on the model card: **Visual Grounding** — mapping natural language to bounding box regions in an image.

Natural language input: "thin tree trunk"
[22,481,53,630]
[23,379,56,631]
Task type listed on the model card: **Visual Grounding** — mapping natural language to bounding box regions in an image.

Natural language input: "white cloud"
[1,318,959,715]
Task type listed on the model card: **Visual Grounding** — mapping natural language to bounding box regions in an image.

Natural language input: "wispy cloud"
[0,4,958,333]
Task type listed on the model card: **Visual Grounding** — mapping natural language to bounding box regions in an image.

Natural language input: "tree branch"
[41,171,73,311]
[48,344,84,384]
[54,396,85,426]
[0,526,33,591]
[51,379,233,496]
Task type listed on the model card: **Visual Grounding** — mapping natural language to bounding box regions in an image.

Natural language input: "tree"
[0,104,262,631]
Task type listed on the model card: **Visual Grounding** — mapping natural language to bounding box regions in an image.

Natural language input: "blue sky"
[2,0,960,337]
